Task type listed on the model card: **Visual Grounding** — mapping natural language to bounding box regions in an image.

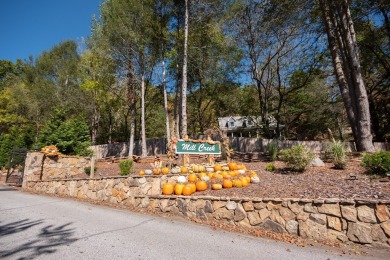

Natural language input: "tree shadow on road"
[0,219,44,236]
[0,220,78,259]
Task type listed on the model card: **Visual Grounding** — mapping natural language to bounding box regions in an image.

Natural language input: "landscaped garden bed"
[94,159,390,200]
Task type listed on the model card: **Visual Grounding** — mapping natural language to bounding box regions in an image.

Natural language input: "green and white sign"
[175,140,221,155]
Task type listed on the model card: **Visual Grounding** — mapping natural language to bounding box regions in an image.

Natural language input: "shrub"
[119,159,133,176]
[266,141,278,161]
[265,163,276,172]
[327,141,347,169]
[84,166,97,175]
[279,145,315,172]
[362,151,390,176]
[38,110,91,156]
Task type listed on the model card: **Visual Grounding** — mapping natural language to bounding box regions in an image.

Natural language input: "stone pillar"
[22,152,44,188]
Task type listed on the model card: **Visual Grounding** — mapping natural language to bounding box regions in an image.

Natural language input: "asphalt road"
[0,187,384,259]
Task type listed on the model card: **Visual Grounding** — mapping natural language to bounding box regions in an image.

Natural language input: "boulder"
[376,205,390,223]
[318,203,341,217]
[309,213,327,225]
[299,219,327,240]
[234,204,247,222]
[226,201,237,210]
[243,202,254,211]
[341,206,357,222]
[347,222,373,244]
[279,207,296,221]
[381,220,390,236]
[357,205,377,224]
[371,224,388,242]
[327,216,342,231]
[309,157,325,167]
[286,220,298,235]
[262,219,286,234]
[259,208,271,222]
[248,212,262,225]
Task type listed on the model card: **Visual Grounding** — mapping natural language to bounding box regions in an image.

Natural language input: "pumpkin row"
[139,162,247,176]
[162,176,260,196]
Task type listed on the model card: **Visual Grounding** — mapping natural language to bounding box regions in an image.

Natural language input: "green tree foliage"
[37,110,92,156]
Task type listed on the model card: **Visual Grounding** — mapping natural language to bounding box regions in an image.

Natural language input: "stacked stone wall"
[22,152,90,185]
[24,175,390,247]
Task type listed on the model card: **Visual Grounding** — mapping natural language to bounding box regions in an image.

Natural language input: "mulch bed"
[95,158,390,200]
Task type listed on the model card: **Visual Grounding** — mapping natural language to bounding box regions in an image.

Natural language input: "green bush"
[362,151,390,176]
[266,141,278,161]
[119,159,133,176]
[84,166,97,175]
[327,141,347,169]
[37,110,91,156]
[279,145,315,172]
[265,163,276,172]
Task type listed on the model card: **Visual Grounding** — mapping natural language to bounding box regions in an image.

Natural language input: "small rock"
[226,201,237,210]
[347,222,373,244]
[309,213,327,225]
[357,205,377,224]
[376,204,390,222]
[262,219,286,234]
[309,157,325,167]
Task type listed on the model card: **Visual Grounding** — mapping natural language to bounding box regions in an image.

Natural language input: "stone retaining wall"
[23,175,390,247]
[23,152,90,185]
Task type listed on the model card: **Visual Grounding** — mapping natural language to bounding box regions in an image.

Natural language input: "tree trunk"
[162,59,170,142]
[108,111,113,144]
[320,0,375,152]
[127,63,136,157]
[181,0,189,138]
[141,74,147,157]
[91,103,100,145]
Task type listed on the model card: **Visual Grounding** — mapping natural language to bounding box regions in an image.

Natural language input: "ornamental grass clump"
[362,151,390,176]
[279,145,315,172]
[327,141,347,169]
[266,141,279,161]
[119,159,133,176]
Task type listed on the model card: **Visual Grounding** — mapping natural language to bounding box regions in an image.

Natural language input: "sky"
[0,0,102,62]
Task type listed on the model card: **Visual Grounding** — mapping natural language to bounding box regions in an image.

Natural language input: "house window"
[229,121,235,127]
[247,120,253,126]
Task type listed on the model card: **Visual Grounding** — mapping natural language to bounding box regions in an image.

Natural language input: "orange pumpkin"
[188,173,197,182]
[139,170,145,176]
[182,185,193,196]
[228,162,238,171]
[241,178,249,187]
[196,181,208,191]
[214,164,222,172]
[188,183,196,193]
[153,168,161,175]
[249,171,258,178]
[212,183,222,190]
[174,183,185,195]
[233,179,243,188]
[162,183,174,195]
[181,167,188,174]
[223,179,233,188]
[161,167,170,175]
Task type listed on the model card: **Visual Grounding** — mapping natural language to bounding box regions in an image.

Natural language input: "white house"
[218,115,278,137]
